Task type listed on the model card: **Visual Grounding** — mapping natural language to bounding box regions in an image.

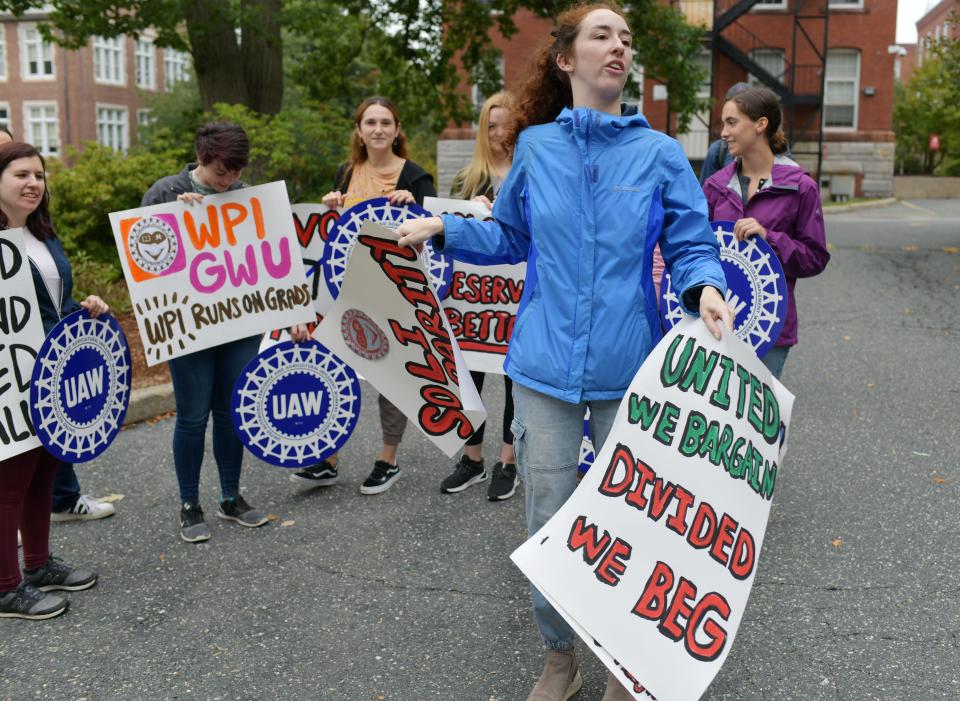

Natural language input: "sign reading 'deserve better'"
[314,221,486,457]
[110,182,314,365]
[423,197,525,375]
[0,229,45,460]
[512,317,794,700]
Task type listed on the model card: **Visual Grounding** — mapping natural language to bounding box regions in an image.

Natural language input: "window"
[0,102,10,134]
[164,48,190,90]
[20,24,55,79]
[135,39,156,90]
[749,48,785,88]
[0,25,7,81]
[471,56,505,118]
[137,108,152,127]
[23,102,59,156]
[96,104,129,153]
[823,49,859,130]
[93,35,125,85]
[753,0,787,10]
[827,0,863,8]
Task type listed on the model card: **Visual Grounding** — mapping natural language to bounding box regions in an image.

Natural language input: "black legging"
[465,371,514,447]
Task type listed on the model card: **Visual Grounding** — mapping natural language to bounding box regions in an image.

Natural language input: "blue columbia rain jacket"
[440,107,726,403]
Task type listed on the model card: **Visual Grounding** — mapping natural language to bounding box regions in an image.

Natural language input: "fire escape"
[708,0,830,180]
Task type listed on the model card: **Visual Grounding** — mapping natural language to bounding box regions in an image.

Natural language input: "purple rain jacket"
[702,155,830,347]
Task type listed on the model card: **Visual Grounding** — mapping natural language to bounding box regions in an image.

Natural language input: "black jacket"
[141,164,246,207]
[333,160,436,206]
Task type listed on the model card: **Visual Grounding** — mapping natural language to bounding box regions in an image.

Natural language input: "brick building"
[916,0,958,64]
[0,10,190,157]
[439,0,899,199]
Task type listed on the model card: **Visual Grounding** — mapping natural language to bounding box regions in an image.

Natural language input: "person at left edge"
[0,127,114,527]
[140,122,308,543]
[0,142,105,620]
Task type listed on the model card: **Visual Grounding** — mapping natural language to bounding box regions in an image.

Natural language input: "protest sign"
[314,221,486,457]
[110,182,314,365]
[232,340,361,468]
[263,203,341,347]
[320,198,453,301]
[0,229,45,460]
[661,221,787,358]
[512,316,794,700]
[30,310,131,463]
[423,197,525,374]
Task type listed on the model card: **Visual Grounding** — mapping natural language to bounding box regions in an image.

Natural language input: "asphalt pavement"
[2,199,959,701]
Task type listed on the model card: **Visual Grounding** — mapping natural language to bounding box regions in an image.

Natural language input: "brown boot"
[527,649,582,701]
[601,671,635,701]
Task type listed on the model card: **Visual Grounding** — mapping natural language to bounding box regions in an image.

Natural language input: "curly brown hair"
[507,1,628,147]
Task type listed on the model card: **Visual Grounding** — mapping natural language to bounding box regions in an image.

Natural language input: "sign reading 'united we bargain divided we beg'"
[512,317,794,701]
[110,182,315,365]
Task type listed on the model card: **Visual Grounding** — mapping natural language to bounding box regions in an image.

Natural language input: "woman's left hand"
[80,295,109,319]
[289,324,310,343]
[388,189,415,205]
[699,286,734,341]
[733,217,767,241]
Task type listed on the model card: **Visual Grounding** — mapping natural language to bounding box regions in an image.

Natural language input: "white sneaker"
[51,495,116,522]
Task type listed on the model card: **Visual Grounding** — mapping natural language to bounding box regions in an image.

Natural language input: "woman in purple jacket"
[703,87,829,378]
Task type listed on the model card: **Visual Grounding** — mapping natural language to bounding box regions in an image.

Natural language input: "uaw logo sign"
[120,213,186,282]
[320,198,453,301]
[231,340,361,468]
[341,309,389,361]
[30,310,131,462]
[660,220,787,358]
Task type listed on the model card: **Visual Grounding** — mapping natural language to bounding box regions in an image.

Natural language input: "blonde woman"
[440,93,520,501]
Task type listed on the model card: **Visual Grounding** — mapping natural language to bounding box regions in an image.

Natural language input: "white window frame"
[749,48,785,87]
[96,103,129,153]
[137,108,152,127]
[23,101,60,156]
[93,35,125,86]
[752,0,788,11]
[823,49,860,132]
[0,102,11,134]
[0,25,7,82]
[163,48,190,90]
[827,0,863,9]
[20,23,56,81]
[135,37,156,90]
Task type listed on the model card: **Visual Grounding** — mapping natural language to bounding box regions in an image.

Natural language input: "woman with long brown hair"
[399,4,731,698]
[291,96,436,495]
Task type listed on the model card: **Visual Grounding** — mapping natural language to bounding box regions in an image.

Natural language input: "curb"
[124,382,175,426]
[822,197,897,215]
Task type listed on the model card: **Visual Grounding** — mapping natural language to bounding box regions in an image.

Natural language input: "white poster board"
[424,197,525,375]
[512,316,795,700]
[0,228,46,460]
[314,221,486,457]
[110,181,314,365]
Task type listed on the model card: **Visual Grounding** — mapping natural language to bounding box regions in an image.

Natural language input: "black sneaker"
[180,501,211,543]
[360,460,401,495]
[23,554,98,592]
[0,581,68,620]
[217,494,269,528]
[487,462,519,501]
[289,460,339,487]
[440,456,487,494]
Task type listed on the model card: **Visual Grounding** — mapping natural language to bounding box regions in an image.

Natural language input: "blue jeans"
[511,383,621,651]
[761,346,790,380]
[51,462,80,513]
[167,336,260,503]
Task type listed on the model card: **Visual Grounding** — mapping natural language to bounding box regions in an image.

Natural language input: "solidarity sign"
[423,197,525,375]
[512,317,794,700]
[110,182,315,365]
[315,220,485,457]
[321,198,453,301]
[232,340,361,468]
[30,310,131,463]
[660,221,787,358]
[0,229,46,460]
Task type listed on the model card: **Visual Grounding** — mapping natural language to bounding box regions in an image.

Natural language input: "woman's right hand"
[322,191,345,209]
[397,216,444,252]
[177,192,204,205]
[471,195,494,210]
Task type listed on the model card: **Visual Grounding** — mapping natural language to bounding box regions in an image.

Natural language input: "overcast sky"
[897,0,940,43]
